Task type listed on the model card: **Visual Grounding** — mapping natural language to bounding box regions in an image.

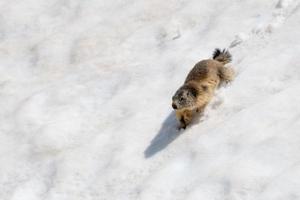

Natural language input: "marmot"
[172,48,235,129]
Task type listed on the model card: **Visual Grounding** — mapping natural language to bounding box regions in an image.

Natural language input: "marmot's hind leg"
[176,110,193,129]
[218,66,235,83]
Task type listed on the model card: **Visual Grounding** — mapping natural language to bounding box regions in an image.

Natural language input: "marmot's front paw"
[177,124,186,130]
[179,117,187,130]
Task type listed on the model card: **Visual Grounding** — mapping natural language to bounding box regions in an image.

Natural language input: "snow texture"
[1,0,300,199]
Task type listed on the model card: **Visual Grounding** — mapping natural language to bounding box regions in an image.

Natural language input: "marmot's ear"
[189,87,198,97]
[201,85,208,91]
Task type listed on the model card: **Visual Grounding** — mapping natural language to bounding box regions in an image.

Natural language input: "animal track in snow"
[229,0,300,48]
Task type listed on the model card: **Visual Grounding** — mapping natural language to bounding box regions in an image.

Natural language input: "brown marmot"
[172,48,235,129]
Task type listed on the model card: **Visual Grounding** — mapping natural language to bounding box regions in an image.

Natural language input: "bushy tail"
[212,48,232,64]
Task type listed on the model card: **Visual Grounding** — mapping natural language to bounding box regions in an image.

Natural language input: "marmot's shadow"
[144,111,182,158]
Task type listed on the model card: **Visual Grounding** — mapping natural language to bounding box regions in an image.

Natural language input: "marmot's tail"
[212,48,232,64]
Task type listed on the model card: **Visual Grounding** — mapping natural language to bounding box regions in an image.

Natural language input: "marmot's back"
[184,59,222,84]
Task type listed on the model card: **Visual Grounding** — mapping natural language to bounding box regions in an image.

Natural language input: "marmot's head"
[172,85,197,110]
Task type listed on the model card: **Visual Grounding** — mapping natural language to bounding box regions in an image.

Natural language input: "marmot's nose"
[172,103,177,109]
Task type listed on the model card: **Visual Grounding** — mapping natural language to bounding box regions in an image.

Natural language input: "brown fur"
[172,49,234,129]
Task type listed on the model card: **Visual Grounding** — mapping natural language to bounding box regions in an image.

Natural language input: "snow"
[1,0,300,199]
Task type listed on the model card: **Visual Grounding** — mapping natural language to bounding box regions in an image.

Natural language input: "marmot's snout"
[172,103,177,109]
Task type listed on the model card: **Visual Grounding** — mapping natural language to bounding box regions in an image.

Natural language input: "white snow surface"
[1,0,300,199]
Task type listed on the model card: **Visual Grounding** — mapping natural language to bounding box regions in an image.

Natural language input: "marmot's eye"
[180,97,184,101]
